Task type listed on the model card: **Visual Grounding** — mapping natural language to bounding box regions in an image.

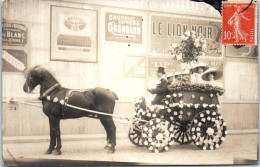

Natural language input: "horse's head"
[23,66,49,93]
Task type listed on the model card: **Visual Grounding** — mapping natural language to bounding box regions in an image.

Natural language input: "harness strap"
[62,90,74,116]
[39,83,60,100]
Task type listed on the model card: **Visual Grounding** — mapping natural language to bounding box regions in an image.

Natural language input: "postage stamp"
[222,2,257,45]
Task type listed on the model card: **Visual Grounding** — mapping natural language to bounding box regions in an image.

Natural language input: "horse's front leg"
[53,118,62,155]
[45,117,56,154]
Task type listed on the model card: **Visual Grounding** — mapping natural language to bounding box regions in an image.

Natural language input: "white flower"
[194,42,200,47]
[181,35,186,40]
[178,93,183,97]
[194,104,199,108]
[53,97,58,103]
[60,100,65,105]
[200,37,206,43]
[179,100,183,104]
[191,34,196,39]
[186,103,191,108]
[166,95,171,98]
[202,44,207,50]
[179,104,183,108]
[176,53,182,60]
[203,104,208,108]
[184,30,191,36]
[167,108,171,113]
[165,101,169,105]
[191,30,196,35]
[171,44,178,48]
[210,94,214,98]
[200,96,204,101]
[173,93,177,97]
[191,94,195,99]
[195,38,200,44]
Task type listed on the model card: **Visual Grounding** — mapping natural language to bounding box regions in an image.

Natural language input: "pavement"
[2,133,259,166]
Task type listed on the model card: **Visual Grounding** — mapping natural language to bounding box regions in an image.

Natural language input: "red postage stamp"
[222,2,257,45]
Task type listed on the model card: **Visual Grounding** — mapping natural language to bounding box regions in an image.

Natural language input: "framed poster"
[105,12,142,44]
[150,14,222,57]
[50,6,97,62]
[124,56,145,77]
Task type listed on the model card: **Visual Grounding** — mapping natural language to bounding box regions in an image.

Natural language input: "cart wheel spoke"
[173,121,192,145]
[142,118,173,153]
[190,110,227,150]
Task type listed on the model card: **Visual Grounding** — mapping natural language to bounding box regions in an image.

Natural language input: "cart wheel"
[142,118,174,153]
[190,110,227,150]
[173,121,192,145]
[128,121,144,147]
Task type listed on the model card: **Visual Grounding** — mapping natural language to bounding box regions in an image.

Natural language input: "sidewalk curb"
[3,129,258,144]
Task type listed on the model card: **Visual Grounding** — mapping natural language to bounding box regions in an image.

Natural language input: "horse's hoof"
[107,148,115,154]
[104,145,111,150]
[45,149,53,154]
[53,149,62,155]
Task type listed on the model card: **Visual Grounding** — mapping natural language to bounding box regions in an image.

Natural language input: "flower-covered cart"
[128,83,227,153]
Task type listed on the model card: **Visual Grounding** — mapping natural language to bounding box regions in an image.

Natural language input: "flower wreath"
[168,82,225,96]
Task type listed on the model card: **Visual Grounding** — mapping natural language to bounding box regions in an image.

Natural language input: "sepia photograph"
[1,0,259,166]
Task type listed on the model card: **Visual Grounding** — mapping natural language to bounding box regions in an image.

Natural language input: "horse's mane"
[25,65,59,84]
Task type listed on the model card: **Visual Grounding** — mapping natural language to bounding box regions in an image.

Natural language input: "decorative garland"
[168,82,225,96]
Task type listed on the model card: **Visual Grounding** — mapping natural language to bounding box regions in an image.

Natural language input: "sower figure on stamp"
[228,6,251,42]
[147,67,168,105]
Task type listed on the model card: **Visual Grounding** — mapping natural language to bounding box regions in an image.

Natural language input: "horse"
[23,66,119,154]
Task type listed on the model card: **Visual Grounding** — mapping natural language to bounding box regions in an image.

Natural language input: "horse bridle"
[39,83,60,100]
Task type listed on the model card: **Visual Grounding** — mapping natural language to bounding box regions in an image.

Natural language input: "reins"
[9,98,148,124]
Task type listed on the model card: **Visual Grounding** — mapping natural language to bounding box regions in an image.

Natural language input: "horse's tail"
[112,92,119,100]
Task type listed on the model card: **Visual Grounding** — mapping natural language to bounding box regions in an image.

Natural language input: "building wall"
[2,0,258,136]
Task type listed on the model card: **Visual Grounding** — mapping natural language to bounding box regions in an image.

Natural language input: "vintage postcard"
[1,0,259,166]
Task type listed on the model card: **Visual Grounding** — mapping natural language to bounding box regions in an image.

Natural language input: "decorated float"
[128,30,227,153]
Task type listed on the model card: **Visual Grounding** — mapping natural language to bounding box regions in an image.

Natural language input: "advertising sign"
[2,49,27,72]
[50,6,97,62]
[105,12,142,44]
[149,56,181,77]
[150,15,222,57]
[2,21,27,46]
[124,56,145,77]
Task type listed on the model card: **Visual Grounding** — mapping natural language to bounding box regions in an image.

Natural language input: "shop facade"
[2,0,258,136]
